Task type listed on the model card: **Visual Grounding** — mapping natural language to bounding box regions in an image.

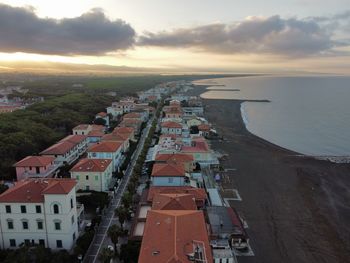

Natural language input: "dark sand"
[191,86,350,263]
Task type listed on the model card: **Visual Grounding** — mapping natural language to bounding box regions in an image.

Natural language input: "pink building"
[14,156,59,181]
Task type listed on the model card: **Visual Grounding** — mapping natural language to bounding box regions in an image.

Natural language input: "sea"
[194,75,350,156]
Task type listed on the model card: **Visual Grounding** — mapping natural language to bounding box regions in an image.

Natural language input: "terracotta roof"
[91,124,105,131]
[102,133,128,142]
[40,141,75,155]
[0,178,76,203]
[88,141,122,153]
[70,158,112,172]
[198,124,210,131]
[73,124,90,130]
[138,210,213,263]
[113,127,134,134]
[155,153,194,163]
[152,193,197,210]
[14,156,55,167]
[147,186,207,203]
[88,130,105,137]
[181,141,210,153]
[120,119,142,125]
[151,163,185,177]
[59,135,87,144]
[161,121,182,129]
[96,112,107,117]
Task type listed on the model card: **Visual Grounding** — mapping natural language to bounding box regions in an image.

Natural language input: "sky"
[0,0,349,74]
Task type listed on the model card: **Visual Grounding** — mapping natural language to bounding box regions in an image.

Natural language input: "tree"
[121,192,133,209]
[99,247,114,263]
[119,241,141,263]
[94,117,106,126]
[115,206,128,229]
[107,224,124,253]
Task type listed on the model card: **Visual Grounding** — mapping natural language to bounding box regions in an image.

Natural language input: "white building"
[70,159,113,192]
[40,135,88,167]
[87,141,124,172]
[0,178,83,250]
[161,121,183,135]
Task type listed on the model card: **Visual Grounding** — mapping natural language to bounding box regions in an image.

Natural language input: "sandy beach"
[190,85,350,263]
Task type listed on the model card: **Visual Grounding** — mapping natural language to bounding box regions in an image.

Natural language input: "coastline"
[187,84,350,263]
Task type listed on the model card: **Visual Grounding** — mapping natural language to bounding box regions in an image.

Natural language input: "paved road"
[83,117,155,263]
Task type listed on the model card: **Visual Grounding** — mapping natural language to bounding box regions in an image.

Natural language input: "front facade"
[14,156,59,181]
[151,163,188,187]
[40,135,88,166]
[87,141,123,172]
[161,121,183,135]
[0,179,81,251]
[70,159,113,192]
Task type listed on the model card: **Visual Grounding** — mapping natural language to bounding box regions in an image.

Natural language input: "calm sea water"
[196,75,350,156]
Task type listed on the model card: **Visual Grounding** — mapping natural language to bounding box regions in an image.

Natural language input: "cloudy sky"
[0,0,349,74]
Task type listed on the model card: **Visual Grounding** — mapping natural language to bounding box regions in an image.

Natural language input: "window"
[24,239,30,246]
[168,177,174,183]
[56,240,62,248]
[37,221,43,230]
[7,220,14,229]
[22,221,28,230]
[5,205,11,213]
[20,205,26,213]
[76,175,80,180]
[54,222,61,230]
[36,167,40,174]
[39,239,45,246]
[95,175,98,181]
[53,204,59,214]
[70,198,73,209]
[71,215,75,224]
[36,205,42,213]
[73,233,76,241]
[92,152,97,157]
[9,239,16,247]
[86,186,90,191]
[86,175,89,180]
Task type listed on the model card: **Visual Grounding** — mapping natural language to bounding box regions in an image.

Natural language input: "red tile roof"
[147,186,207,203]
[91,124,105,131]
[40,141,75,155]
[70,158,112,172]
[138,210,213,263]
[102,133,128,142]
[181,141,210,153]
[0,178,76,203]
[59,134,87,144]
[155,153,194,163]
[113,127,134,134]
[161,121,182,129]
[88,141,122,153]
[14,156,55,167]
[120,119,142,125]
[88,130,105,137]
[198,124,210,131]
[151,163,185,177]
[152,193,197,210]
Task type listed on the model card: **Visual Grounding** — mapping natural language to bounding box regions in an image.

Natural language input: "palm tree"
[107,224,124,253]
[99,247,114,263]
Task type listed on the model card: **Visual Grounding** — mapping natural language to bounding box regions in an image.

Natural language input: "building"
[0,178,83,250]
[101,134,130,153]
[147,186,207,208]
[161,121,183,135]
[70,159,113,192]
[14,156,59,181]
[112,127,135,141]
[72,124,92,135]
[118,119,143,134]
[151,193,197,210]
[138,210,213,263]
[40,135,88,166]
[186,117,203,128]
[155,153,195,172]
[123,112,148,122]
[95,112,110,127]
[107,102,124,118]
[198,124,211,137]
[87,141,123,172]
[151,163,188,187]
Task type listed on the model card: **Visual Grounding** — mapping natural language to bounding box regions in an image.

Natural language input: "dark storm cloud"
[0,4,135,55]
[139,14,349,57]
